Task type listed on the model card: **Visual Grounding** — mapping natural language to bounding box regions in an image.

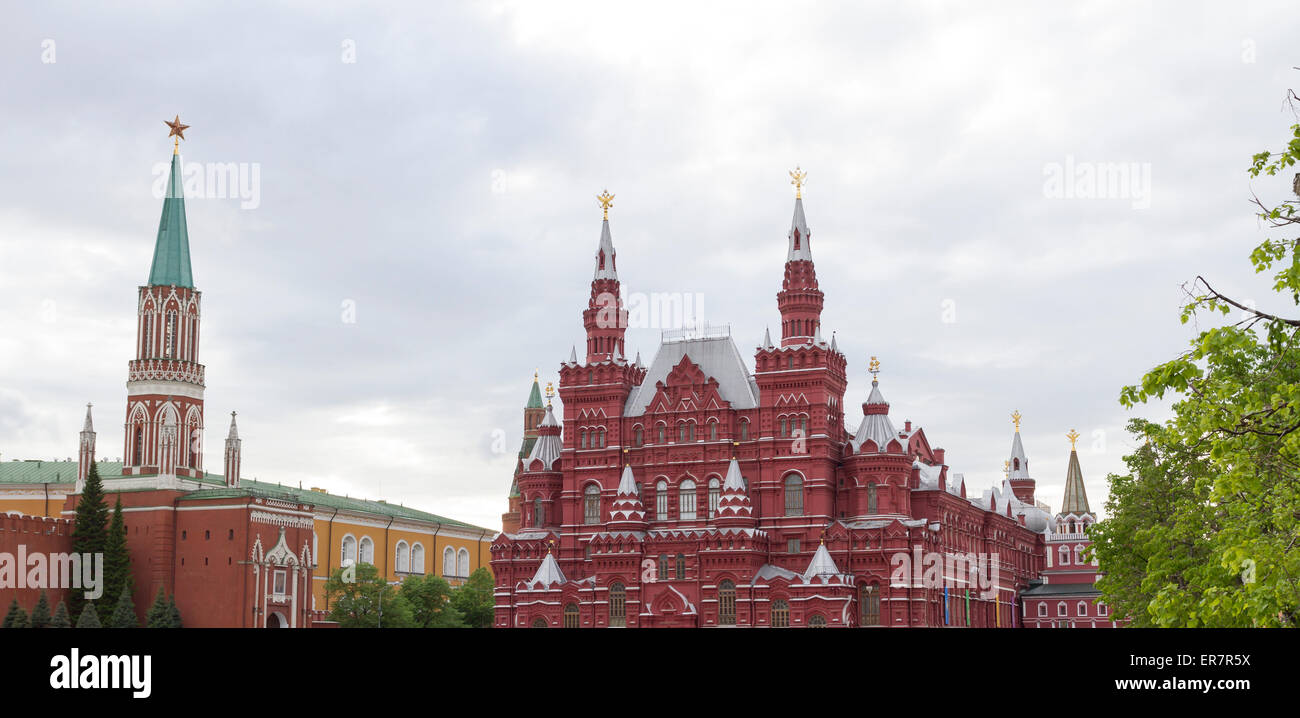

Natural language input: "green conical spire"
[1060,448,1091,515]
[526,373,543,409]
[148,152,194,288]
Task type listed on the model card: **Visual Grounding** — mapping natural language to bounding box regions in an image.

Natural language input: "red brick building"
[491,182,1056,628]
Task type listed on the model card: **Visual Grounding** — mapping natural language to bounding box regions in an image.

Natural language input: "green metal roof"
[1060,449,1091,515]
[0,459,489,532]
[526,378,544,409]
[148,153,194,288]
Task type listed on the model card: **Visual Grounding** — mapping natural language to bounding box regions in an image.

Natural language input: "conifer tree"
[2,599,24,629]
[30,591,51,629]
[167,595,183,628]
[50,601,72,628]
[69,462,109,619]
[76,603,101,628]
[102,495,131,621]
[146,586,170,628]
[110,584,138,628]
[10,609,29,628]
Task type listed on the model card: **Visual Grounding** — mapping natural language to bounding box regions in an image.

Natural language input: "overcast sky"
[2,1,1297,530]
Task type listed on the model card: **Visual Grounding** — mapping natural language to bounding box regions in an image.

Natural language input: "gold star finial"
[789,166,807,199]
[1067,429,1080,450]
[1012,410,1022,433]
[869,356,880,382]
[164,115,190,155]
[597,190,615,220]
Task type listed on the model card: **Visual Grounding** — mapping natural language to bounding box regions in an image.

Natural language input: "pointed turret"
[1060,430,1091,516]
[763,326,774,350]
[583,190,628,363]
[149,151,194,288]
[76,403,96,491]
[526,375,543,409]
[568,345,578,365]
[524,404,563,472]
[1006,410,1036,504]
[850,359,899,454]
[714,456,756,528]
[223,411,241,488]
[607,464,647,530]
[777,169,824,347]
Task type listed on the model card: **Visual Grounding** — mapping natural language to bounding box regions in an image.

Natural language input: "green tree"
[323,563,414,628]
[69,462,109,620]
[401,573,464,628]
[450,567,495,628]
[145,586,170,628]
[167,595,182,628]
[1112,110,1300,627]
[30,591,51,629]
[110,585,138,628]
[75,603,101,628]
[101,495,132,623]
[2,599,26,629]
[50,601,72,628]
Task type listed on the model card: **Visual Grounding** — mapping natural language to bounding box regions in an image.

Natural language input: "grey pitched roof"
[849,381,899,453]
[1009,431,1030,478]
[752,563,800,584]
[1021,582,1100,597]
[802,542,842,581]
[623,335,760,417]
[527,551,567,588]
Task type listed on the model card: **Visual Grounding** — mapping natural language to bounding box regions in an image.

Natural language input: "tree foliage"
[1107,112,1300,627]
[50,601,72,628]
[101,495,132,624]
[30,591,51,629]
[450,567,496,628]
[110,584,138,628]
[75,603,101,628]
[324,563,414,628]
[69,462,108,620]
[401,573,464,628]
[2,599,27,629]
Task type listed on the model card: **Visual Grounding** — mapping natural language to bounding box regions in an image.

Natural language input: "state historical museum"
[491,178,1055,628]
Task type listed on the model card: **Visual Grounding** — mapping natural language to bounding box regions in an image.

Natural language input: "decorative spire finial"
[544,381,555,406]
[732,440,739,460]
[597,189,615,220]
[164,115,189,155]
[869,356,880,382]
[1067,429,1080,450]
[789,166,807,200]
[1003,459,1010,479]
[1012,410,1022,433]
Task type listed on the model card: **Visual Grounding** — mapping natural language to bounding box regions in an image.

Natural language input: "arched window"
[1013,458,1020,471]
[688,423,696,441]
[780,417,788,437]
[443,546,456,577]
[396,541,410,573]
[580,430,588,449]
[708,478,721,518]
[457,548,470,578]
[739,419,749,440]
[675,553,685,580]
[1058,545,1071,566]
[532,617,548,628]
[678,423,688,443]
[718,580,736,626]
[635,426,643,446]
[1074,545,1085,564]
[165,311,177,357]
[808,614,827,628]
[598,429,606,448]
[1037,602,1048,617]
[784,474,804,516]
[609,582,626,627]
[709,421,718,441]
[132,425,144,465]
[656,480,668,518]
[564,603,580,628]
[1057,601,1068,617]
[772,599,790,628]
[359,537,374,565]
[787,356,794,370]
[411,543,425,574]
[534,497,544,527]
[658,554,669,581]
[860,585,880,626]
[867,483,877,514]
[1077,601,1088,616]
[341,535,357,566]
[584,484,601,524]
[657,424,666,443]
[679,479,697,520]
[141,313,151,357]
